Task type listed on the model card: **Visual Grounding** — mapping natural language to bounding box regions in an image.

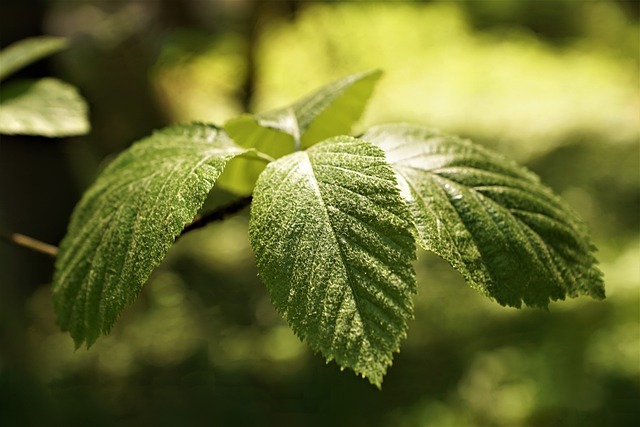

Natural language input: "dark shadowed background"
[1,1,638,426]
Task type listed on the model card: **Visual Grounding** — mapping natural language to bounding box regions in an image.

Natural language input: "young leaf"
[217,118,295,195]
[363,124,605,308]
[220,70,382,195]
[52,124,249,347]
[0,36,67,81]
[0,78,90,136]
[249,136,416,387]
[294,69,383,148]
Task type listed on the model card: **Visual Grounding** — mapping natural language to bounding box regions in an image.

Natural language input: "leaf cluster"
[52,71,604,386]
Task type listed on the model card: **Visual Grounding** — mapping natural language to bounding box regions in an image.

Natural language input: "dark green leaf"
[0,36,67,81]
[364,124,604,308]
[249,136,416,387]
[52,124,249,347]
[0,78,90,136]
[220,70,382,195]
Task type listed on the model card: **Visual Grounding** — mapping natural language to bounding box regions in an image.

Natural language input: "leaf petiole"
[179,196,253,238]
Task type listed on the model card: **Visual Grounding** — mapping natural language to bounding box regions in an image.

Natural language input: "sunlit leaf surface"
[220,70,381,195]
[53,124,248,347]
[250,136,416,386]
[0,78,89,136]
[364,124,604,307]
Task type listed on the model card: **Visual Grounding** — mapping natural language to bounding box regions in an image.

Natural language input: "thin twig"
[0,197,252,256]
[0,230,58,258]
[178,196,253,239]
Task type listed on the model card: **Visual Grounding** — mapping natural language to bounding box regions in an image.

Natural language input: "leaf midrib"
[400,164,565,300]
[396,163,571,240]
[63,149,232,339]
[303,150,370,352]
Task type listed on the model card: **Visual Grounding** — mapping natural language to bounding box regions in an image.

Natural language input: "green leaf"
[294,69,382,148]
[363,124,605,308]
[218,116,294,195]
[0,78,90,136]
[0,36,68,81]
[52,123,249,347]
[249,136,416,387]
[220,70,382,195]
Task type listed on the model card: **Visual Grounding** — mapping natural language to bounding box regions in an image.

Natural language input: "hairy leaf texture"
[53,124,249,346]
[364,124,604,308]
[250,136,416,387]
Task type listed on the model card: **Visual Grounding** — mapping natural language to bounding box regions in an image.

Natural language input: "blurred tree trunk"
[239,0,300,112]
[239,0,262,112]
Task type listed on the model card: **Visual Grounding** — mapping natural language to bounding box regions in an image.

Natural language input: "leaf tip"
[365,372,384,389]
[364,68,383,80]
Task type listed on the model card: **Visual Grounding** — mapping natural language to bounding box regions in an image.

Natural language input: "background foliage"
[1,1,638,426]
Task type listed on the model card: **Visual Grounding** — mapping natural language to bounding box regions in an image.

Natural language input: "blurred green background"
[1,1,638,426]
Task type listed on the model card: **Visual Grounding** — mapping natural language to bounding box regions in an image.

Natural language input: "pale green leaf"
[294,69,382,148]
[249,136,416,387]
[52,124,249,347]
[220,70,382,195]
[0,36,67,81]
[364,124,605,308]
[218,115,294,195]
[0,78,90,136]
